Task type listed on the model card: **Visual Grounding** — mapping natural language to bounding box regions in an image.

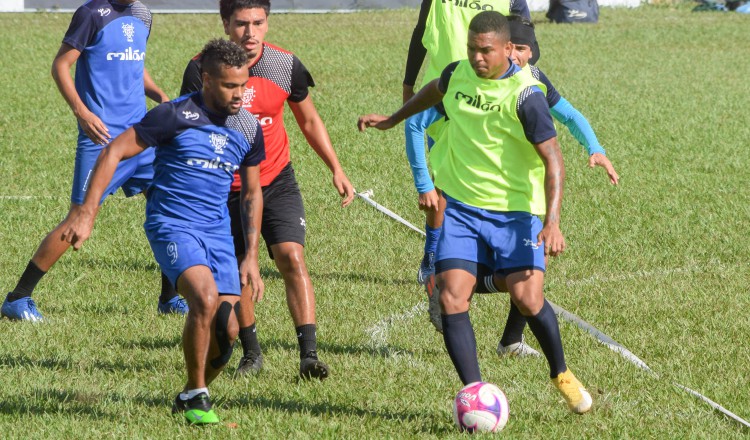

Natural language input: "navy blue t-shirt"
[438,61,557,145]
[529,65,562,108]
[63,0,152,137]
[134,93,266,232]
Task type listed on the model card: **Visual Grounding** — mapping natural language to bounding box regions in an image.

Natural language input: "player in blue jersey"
[62,39,266,425]
[0,0,182,322]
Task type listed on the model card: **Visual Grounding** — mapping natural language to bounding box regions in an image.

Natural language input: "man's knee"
[440,288,467,311]
[273,244,307,275]
[188,291,218,318]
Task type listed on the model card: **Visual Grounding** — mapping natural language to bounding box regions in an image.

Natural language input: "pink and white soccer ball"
[452,381,509,433]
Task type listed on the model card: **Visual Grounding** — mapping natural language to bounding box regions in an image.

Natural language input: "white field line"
[0,195,62,200]
[365,301,426,349]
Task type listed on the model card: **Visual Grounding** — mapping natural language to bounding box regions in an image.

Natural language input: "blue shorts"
[145,223,241,296]
[435,196,545,276]
[71,137,154,205]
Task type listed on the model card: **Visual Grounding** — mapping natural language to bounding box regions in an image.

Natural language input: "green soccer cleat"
[172,392,220,425]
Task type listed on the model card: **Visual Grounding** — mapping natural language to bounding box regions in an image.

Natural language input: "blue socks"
[424,224,441,255]
[442,312,481,385]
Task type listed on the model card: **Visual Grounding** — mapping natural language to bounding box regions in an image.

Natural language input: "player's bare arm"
[61,128,148,250]
[534,136,566,257]
[358,79,444,131]
[288,96,355,207]
[238,164,264,302]
[143,68,169,104]
[51,43,111,145]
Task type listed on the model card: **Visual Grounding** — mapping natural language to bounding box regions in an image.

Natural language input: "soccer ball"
[452,381,509,433]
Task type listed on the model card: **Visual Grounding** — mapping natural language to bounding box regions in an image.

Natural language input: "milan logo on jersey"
[122,23,135,42]
[98,8,111,16]
[186,157,239,174]
[242,86,256,108]
[182,111,199,121]
[210,133,228,155]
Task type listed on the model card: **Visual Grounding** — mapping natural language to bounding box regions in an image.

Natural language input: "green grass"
[2,5,750,439]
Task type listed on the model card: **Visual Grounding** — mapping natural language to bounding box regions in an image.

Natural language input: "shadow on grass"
[259,337,416,358]
[0,353,165,373]
[0,388,117,420]
[118,334,182,350]
[222,394,454,436]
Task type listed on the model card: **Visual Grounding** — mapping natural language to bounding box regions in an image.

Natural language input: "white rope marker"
[356,189,426,236]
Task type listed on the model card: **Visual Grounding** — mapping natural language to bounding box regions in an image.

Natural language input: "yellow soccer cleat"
[552,369,593,414]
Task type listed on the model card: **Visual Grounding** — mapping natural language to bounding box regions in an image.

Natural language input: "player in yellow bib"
[403,0,534,290]
[359,11,592,415]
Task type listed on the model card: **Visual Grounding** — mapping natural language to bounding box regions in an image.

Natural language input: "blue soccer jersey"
[63,0,152,137]
[133,93,266,232]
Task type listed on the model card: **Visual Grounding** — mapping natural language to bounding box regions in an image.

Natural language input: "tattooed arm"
[534,136,566,257]
[239,163,264,301]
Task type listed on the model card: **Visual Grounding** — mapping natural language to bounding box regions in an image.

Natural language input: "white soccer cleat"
[496,336,541,358]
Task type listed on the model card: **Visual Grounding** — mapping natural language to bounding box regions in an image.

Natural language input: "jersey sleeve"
[536,68,561,108]
[510,0,532,19]
[242,124,266,167]
[133,103,178,147]
[403,0,431,87]
[62,7,98,51]
[288,57,315,103]
[517,86,557,144]
[438,61,460,94]
[180,58,203,96]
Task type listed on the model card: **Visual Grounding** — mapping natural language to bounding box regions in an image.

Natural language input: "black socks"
[526,300,567,378]
[7,261,46,302]
[442,312,481,385]
[296,324,317,357]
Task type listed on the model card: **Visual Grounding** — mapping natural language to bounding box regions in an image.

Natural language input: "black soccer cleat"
[236,351,264,376]
[299,351,329,380]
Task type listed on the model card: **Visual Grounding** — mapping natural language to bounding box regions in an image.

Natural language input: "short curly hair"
[219,0,270,21]
[201,39,248,77]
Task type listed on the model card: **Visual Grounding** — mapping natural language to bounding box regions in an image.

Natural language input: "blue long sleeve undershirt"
[550,96,605,156]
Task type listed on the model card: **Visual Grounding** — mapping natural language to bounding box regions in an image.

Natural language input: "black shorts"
[228,162,306,259]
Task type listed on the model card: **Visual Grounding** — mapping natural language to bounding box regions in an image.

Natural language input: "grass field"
[1,4,750,438]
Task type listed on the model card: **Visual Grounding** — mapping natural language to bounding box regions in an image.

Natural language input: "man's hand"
[76,109,111,145]
[402,84,415,104]
[239,257,264,302]
[357,114,395,132]
[60,208,96,250]
[537,222,566,257]
[418,189,439,212]
[588,153,619,185]
[333,171,355,207]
